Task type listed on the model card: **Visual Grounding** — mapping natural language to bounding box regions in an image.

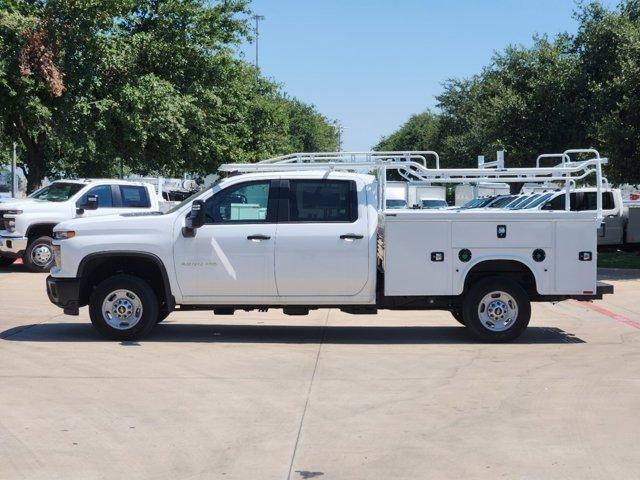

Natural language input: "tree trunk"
[14,115,47,193]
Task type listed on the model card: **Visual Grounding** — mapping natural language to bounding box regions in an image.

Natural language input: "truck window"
[32,182,84,202]
[582,192,614,210]
[204,181,270,223]
[119,185,151,208]
[288,180,356,222]
[79,185,113,208]
[541,193,579,211]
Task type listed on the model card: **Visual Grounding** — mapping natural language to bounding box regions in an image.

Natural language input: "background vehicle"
[386,199,407,209]
[0,179,160,271]
[47,150,612,343]
[420,198,448,209]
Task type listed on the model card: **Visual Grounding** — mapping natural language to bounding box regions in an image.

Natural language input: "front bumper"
[0,235,28,257]
[46,275,81,315]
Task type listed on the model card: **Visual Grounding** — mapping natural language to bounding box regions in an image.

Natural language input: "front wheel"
[24,236,55,272]
[462,278,531,342]
[89,274,159,340]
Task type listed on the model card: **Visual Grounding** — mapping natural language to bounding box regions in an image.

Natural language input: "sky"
[240,0,619,151]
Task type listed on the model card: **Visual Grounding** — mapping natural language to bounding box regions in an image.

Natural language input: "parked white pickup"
[0,179,159,272]
[45,151,613,342]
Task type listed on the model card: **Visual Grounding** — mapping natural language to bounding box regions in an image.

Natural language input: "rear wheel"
[0,256,16,267]
[89,274,159,340]
[24,236,54,272]
[462,277,531,342]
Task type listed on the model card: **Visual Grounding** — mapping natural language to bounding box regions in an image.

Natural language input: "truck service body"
[45,150,613,342]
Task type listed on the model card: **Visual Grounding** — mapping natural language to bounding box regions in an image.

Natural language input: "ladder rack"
[219,149,608,219]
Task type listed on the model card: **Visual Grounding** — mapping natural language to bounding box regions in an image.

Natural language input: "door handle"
[247,234,271,241]
[340,234,364,240]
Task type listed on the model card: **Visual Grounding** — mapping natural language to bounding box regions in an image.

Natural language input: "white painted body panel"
[381,210,599,296]
[52,172,600,307]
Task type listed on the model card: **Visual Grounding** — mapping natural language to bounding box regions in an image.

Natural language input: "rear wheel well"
[78,255,172,314]
[463,260,537,297]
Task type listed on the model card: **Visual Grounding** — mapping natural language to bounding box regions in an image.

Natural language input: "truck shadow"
[1,323,585,344]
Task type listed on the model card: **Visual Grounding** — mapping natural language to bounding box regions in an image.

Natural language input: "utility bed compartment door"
[451,221,553,248]
[384,220,451,296]
[555,221,597,294]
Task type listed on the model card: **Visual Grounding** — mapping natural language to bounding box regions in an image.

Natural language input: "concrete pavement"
[1,267,639,479]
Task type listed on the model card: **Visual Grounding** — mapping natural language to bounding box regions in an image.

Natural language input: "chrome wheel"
[31,243,52,267]
[477,291,519,332]
[102,289,144,330]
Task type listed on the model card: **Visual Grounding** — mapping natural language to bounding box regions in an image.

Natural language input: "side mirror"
[76,194,99,214]
[183,200,206,237]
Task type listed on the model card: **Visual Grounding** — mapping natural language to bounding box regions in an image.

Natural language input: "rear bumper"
[46,275,81,315]
[0,235,27,257]
[534,282,614,302]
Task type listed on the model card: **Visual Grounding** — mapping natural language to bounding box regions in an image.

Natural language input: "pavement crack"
[286,311,329,480]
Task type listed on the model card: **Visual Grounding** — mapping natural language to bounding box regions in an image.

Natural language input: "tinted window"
[582,192,614,210]
[525,192,554,209]
[386,199,407,209]
[205,181,270,223]
[542,193,579,211]
[289,180,356,222]
[80,185,113,208]
[120,186,150,208]
[421,199,447,209]
[32,182,84,202]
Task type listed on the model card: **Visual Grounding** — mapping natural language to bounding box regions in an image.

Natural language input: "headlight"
[5,210,22,215]
[53,230,76,240]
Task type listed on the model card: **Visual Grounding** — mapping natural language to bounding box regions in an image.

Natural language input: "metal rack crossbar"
[219,149,608,219]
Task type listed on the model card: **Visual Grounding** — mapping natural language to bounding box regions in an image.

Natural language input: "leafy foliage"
[0,0,337,190]
[376,1,640,183]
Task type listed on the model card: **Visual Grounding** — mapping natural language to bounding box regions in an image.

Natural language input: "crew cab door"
[174,180,278,298]
[75,184,153,217]
[74,185,120,217]
[274,178,369,296]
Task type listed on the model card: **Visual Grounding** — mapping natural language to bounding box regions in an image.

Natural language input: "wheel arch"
[459,257,540,297]
[77,252,174,313]
[26,223,57,239]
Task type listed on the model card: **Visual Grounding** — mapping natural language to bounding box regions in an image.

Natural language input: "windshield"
[524,192,554,209]
[512,194,541,209]
[27,185,49,198]
[421,199,447,208]
[31,182,85,202]
[463,197,495,209]
[461,198,483,208]
[507,195,533,209]
[488,196,515,208]
[165,188,208,214]
[386,199,407,209]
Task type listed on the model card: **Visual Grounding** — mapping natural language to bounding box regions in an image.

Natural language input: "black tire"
[462,277,531,342]
[24,235,55,272]
[156,310,171,323]
[450,309,465,325]
[89,274,159,340]
[0,256,16,267]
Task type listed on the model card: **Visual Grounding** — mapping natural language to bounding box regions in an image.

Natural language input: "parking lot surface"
[1,266,640,480]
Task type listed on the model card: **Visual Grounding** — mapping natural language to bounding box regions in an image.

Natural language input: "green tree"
[377,1,640,182]
[0,0,337,191]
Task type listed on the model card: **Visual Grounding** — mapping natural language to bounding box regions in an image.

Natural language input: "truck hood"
[55,211,172,234]
[2,199,69,213]
[0,197,37,206]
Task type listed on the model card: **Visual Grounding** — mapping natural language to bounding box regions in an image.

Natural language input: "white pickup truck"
[45,150,613,342]
[0,179,159,272]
